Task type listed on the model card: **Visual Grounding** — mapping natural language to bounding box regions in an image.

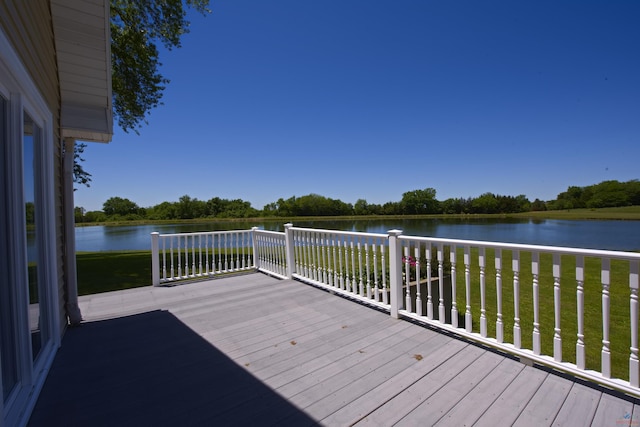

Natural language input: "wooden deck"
[29,273,639,426]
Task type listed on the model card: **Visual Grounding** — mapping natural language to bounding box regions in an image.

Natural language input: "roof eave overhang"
[51,0,113,143]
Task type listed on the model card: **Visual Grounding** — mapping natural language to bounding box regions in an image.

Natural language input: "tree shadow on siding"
[28,310,317,426]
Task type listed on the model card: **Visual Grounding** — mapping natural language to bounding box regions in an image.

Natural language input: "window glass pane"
[0,95,19,401]
[23,112,42,361]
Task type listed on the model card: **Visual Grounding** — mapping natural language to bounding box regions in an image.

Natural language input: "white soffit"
[51,0,113,143]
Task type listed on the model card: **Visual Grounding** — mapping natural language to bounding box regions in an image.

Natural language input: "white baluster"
[279,235,286,276]
[309,232,314,278]
[576,255,585,370]
[239,232,244,270]
[217,233,222,272]
[170,236,175,279]
[335,235,341,287]
[178,236,183,278]
[293,231,300,274]
[325,233,331,284]
[338,237,345,290]
[373,241,379,301]
[358,240,364,296]
[495,248,503,343]
[273,235,277,273]
[415,245,422,316]
[344,240,351,291]
[225,233,230,272]
[553,253,562,362]
[162,236,167,281]
[602,258,611,378]
[426,244,433,320]
[316,233,322,281]
[630,260,639,388]
[191,235,196,276]
[350,240,356,293]
[405,245,412,312]
[479,247,487,338]
[450,246,458,328]
[326,234,333,286]
[319,233,324,282]
[381,242,388,304]
[513,250,521,349]
[233,232,237,271]
[245,231,250,269]
[297,231,303,274]
[438,244,445,323]
[366,242,372,299]
[464,246,472,333]
[232,232,237,270]
[198,234,203,276]
[303,232,310,277]
[532,252,540,355]
[204,234,210,275]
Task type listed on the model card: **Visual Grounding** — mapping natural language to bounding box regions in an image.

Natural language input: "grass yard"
[76,250,152,295]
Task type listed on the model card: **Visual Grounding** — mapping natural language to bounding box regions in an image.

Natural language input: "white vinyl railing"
[393,234,639,398]
[151,229,254,284]
[252,228,288,279]
[288,226,391,311]
[151,224,640,397]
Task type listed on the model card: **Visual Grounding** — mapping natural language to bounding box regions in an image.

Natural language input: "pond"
[69,218,640,252]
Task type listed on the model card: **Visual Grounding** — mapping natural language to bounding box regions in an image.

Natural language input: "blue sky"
[75,0,640,212]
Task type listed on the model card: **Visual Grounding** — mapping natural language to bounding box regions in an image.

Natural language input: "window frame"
[0,25,61,427]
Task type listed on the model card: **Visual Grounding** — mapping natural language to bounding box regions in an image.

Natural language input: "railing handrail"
[253,229,284,237]
[290,226,388,239]
[153,229,252,239]
[399,234,640,260]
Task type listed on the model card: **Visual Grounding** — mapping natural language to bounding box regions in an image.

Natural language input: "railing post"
[284,223,295,279]
[151,232,160,286]
[388,229,403,318]
[251,227,260,270]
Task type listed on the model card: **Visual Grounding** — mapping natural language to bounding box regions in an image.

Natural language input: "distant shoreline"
[74,206,640,227]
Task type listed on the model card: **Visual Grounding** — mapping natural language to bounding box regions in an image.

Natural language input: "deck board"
[29,272,639,426]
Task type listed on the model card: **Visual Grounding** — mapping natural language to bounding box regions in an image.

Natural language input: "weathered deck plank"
[30,273,639,426]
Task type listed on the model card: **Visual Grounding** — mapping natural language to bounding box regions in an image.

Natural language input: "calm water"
[71,218,640,252]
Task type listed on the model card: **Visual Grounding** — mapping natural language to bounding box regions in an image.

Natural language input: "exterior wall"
[0,1,67,334]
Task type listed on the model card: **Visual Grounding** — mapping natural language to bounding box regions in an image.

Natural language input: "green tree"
[471,193,499,214]
[530,198,547,211]
[84,210,107,222]
[147,201,177,220]
[111,0,211,133]
[400,188,439,214]
[73,143,92,189]
[103,196,140,217]
[74,206,86,223]
[354,199,370,215]
[25,202,35,225]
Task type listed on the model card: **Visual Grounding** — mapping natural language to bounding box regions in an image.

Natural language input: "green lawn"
[76,250,152,295]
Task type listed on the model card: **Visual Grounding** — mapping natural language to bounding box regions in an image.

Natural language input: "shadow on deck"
[29,273,639,426]
[28,310,316,426]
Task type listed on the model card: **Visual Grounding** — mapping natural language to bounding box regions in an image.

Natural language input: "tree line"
[75,179,640,223]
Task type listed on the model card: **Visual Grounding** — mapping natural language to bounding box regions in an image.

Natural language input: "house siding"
[0,0,68,335]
